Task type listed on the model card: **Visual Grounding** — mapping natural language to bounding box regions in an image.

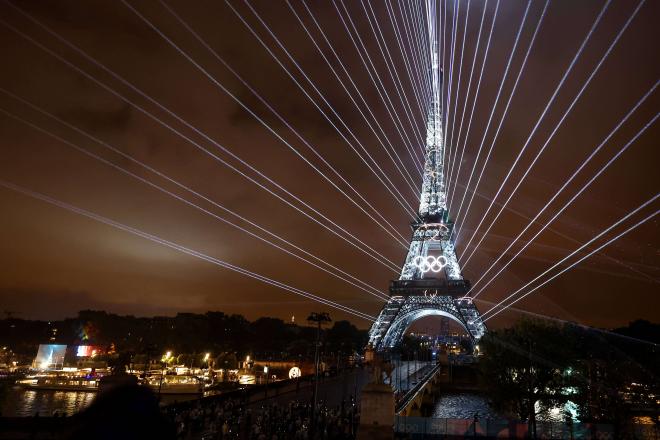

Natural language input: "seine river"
[1,387,560,421]
[431,393,499,419]
[1,387,96,417]
[2,386,498,419]
[1,386,192,417]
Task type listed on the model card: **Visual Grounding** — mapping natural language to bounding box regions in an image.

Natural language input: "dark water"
[1,386,200,417]
[431,393,499,419]
[1,386,96,417]
[431,393,577,422]
[2,386,573,422]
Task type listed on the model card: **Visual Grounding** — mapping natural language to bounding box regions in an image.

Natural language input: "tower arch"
[381,306,470,349]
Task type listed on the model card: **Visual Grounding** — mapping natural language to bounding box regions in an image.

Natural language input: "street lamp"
[307,312,332,438]
[159,351,173,399]
[264,366,269,396]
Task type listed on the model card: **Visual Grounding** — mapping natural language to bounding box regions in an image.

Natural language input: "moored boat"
[144,374,203,395]
[18,374,99,392]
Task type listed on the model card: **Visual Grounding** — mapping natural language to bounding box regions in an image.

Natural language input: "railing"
[390,279,471,296]
[394,416,659,439]
[395,363,442,413]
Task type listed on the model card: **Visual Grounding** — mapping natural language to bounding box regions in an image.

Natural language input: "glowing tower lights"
[368,1,486,351]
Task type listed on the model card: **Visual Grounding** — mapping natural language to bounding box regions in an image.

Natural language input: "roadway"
[246,367,371,409]
[388,360,436,393]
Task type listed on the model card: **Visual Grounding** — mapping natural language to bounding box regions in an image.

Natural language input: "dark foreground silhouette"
[67,384,175,440]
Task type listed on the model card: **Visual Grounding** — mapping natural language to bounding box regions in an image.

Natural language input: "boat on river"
[144,374,203,395]
[18,373,99,392]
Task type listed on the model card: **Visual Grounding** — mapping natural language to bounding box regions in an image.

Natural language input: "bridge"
[394,362,442,416]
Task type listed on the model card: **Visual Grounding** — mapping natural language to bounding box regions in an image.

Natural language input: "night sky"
[0,0,658,329]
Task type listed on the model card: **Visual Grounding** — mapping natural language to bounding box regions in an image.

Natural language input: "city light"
[288,367,301,379]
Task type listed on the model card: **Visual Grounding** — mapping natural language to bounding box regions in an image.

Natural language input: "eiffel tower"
[367,15,486,351]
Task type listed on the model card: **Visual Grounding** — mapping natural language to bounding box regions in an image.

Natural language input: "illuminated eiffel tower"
[367,10,486,351]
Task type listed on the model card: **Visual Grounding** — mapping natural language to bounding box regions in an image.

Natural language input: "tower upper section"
[418,2,446,220]
[418,91,446,220]
[399,2,464,284]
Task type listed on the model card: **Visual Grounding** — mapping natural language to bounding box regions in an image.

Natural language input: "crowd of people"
[164,396,359,440]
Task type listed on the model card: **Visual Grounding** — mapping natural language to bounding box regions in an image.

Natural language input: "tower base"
[368,293,486,350]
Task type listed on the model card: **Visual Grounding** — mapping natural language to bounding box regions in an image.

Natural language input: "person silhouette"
[67,384,175,439]
[463,411,480,437]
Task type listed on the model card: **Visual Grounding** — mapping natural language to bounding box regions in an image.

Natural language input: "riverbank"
[0,368,369,439]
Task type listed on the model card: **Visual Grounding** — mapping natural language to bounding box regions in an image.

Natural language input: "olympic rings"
[412,255,447,273]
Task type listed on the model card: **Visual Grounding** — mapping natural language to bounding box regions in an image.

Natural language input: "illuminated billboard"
[34,344,67,369]
[76,345,100,357]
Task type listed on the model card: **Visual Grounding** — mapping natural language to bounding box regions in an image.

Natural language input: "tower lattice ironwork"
[367,8,486,351]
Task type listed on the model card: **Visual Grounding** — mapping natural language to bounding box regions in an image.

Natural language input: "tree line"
[478,319,659,437]
[0,310,368,362]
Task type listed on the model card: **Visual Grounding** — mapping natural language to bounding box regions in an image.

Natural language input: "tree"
[478,319,574,437]
[214,352,238,370]
[107,351,133,374]
[564,323,656,437]
[325,320,367,355]
[250,317,291,357]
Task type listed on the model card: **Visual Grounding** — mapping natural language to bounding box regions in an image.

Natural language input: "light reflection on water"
[3,388,588,423]
[1,387,201,417]
[432,393,576,422]
[2,386,96,417]
[432,393,499,419]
